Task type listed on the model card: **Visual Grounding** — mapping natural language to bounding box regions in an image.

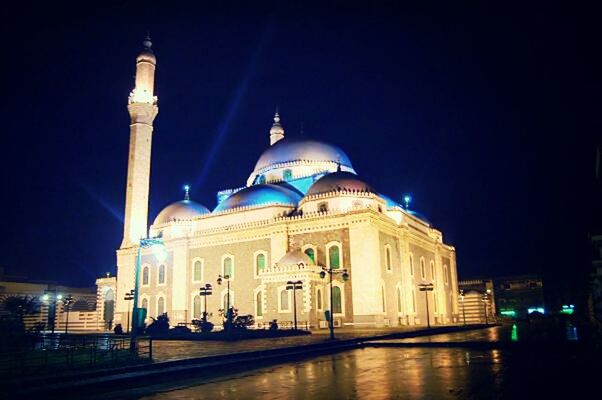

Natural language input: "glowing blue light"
[183,184,190,191]
[527,307,545,314]
[403,194,412,209]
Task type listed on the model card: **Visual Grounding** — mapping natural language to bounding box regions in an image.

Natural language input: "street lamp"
[124,289,135,334]
[131,237,166,353]
[286,280,303,330]
[460,289,466,325]
[217,274,232,330]
[62,294,74,334]
[319,266,349,340]
[482,289,491,325]
[199,284,213,322]
[418,283,434,328]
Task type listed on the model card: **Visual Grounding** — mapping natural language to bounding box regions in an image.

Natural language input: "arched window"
[141,298,148,310]
[280,290,289,311]
[444,265,449,284]
[332,286,342,314]
[193,295,201,319]
[430,261,435,280]
[381,286,386,312]
[158,265,166,284]
[222,292,233,311]
[420,258,426,280]
[193,260,203,282]
[328,245,340,269]
[157,297,165,316]
[256,253,266,275]
[142,266,149,285]
[317,288,322,310]
[385,246,392,271]
[223,256,233,278]
[397,287,402,313]
[283,169,293,180]
[318,202,328,213]
[412,289,416,313]
[304,248,315,263]
[409,254,414,277]
[256,291,263,317]
[103,288,114,324]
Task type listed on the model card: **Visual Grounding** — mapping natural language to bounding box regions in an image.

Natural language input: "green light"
[511,324,518,342]
[500,310,516,317]
[560,305,574,315]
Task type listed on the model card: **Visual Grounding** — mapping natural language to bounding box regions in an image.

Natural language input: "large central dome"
[248,139,355,186]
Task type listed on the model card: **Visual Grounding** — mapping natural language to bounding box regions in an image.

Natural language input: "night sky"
[1,3,598,301]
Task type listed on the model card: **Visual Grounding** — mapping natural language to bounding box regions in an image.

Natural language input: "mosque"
[114,38,460,330]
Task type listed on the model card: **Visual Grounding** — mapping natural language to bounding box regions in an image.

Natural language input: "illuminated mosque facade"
[114,39,460,329]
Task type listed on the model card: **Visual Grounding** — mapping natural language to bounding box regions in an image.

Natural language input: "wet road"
[100,326,597,399]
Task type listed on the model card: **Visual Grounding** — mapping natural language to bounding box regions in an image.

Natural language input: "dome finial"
[183,184,190,201]
[403,194,412,209]
[337,158,342,172]
[270,109,285,146]
[142,32,153,52]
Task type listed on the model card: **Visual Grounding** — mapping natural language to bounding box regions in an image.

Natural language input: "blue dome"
[306,171,373,196]
[252,140,354,174]
[154,200,210,225]
[214,184,302,212]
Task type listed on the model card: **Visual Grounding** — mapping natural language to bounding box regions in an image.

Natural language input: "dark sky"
[1,2,598,293]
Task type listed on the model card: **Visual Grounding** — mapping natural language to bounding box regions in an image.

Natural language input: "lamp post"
[319,266,349,340]
[460,289,466,325]
[131,237,166,353]
[217,275,231,329]
[199,284,213,322]
[482,289,491,325]
[124,289,134,334]
[62,294,74,334]
[418,283,434,329]
[286,280,303,330]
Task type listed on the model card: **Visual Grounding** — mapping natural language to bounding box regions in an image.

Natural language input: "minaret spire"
[184,185,190,201]
[269,110,285,146]
[121,35,159,248]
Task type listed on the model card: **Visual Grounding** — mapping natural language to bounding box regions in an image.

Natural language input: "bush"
[171,325,192,334]
[233,314,255,331]
[192,319,214,333]
[146,313,170,335]
[113,324,123,335]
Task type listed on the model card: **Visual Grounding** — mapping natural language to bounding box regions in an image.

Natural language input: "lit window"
[142,266,150,285]
[304,248,315,263]
[256,291,263,317]
[158,265,166,284]
[332,286,342,314]
[256,253,266,275]
[280,290,289,311]
[329,245,340,269]
[283,169,293,180]
[420,258,426,280]
[385,246,392,271]
[193,260,203,282]
[157,297,165,316]
[223,257,233,277]
[193,295,201,319]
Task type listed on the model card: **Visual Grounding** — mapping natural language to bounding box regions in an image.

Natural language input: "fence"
[0,334,152,379]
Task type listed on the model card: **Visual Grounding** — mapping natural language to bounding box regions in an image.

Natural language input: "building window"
[283,169,293,180]
[280,290,290,312]
[255,253,266,276]
[412,289,416,313]
[222,292,233,311]
[409,254,414,277]
[193,295,201,319]
[141,298,148,310]
[258,175,266,184]
[332,286,342,314]
[142,266,149,286]
[328,244,341,269]
[193,260,203,282]
[223,256,233,278]
[158,264,166,285]
[381,286,386,312]
[385,246,392,271]
[397,287,402,313]
[434,291,438,313]
[420,258,426,280]
[430,261,435,280]
[317,288,322,310]
[318,202,328,213]
[157,297,165,316]
[256,291,263,317]
[444,265,449,285]
[304,247,315,263]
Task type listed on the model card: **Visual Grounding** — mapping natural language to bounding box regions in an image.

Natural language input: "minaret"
[121,36,159,248]
[269,111,285,145]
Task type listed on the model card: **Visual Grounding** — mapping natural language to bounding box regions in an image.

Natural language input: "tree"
[145,313,170,335]
[2,295,40,331]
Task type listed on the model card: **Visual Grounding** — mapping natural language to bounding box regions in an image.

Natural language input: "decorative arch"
[430,260,436,281]
[254,286,265,319]
[420,257,426,280]
[326,241,343,269]
[156,294,166,317]
[331,282,345,315]
[254,250,268,278]
[302,244,317,264]
[193,295,202,319]
[385,244,393,272]
[409,253,415,277]
[142,264,151,286]
[158,264,166,285]
[221,254,235,280]
[192,258,204,283]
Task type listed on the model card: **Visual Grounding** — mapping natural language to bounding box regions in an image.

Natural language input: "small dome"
[275,249,315,267]
[306,171,374,196]
[213,184,302,212]
[153,200,210,225]
[252,140,354,175]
